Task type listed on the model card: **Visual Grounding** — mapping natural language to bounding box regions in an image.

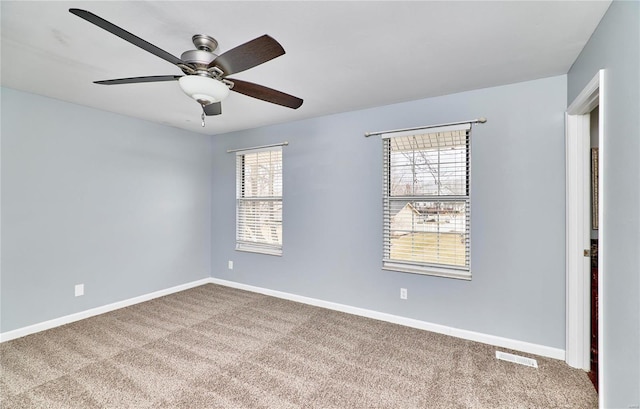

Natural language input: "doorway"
[565,70,604,397]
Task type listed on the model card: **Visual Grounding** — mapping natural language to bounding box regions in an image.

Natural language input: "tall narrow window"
[382,123,471,279]
[236,147,283,256]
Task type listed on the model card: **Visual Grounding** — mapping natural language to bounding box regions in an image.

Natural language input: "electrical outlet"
[75,284,84,297]
[228,260,233,270]
[400,288,407,300]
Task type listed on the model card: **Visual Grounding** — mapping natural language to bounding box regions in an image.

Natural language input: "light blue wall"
[567,1,640,406]
[212,75,568,349]
[1,88,213,333]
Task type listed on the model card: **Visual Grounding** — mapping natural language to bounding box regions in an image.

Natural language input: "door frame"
[565,70,604,396]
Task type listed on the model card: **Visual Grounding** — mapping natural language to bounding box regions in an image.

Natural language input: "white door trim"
[565,70,605,398]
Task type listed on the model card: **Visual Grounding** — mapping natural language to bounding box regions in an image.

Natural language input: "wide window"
[236,147,282,256]
[382,123,471,279]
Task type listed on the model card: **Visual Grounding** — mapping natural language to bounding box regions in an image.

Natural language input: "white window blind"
[382,123,471,279]
[236,147,282,256]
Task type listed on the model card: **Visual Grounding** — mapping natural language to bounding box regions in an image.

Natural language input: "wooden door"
[589,239,598,391]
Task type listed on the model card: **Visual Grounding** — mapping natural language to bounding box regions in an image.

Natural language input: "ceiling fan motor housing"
[181,34,219,66]
[181,50,216,66]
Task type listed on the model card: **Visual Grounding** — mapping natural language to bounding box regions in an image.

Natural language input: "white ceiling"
[1,1,610,135]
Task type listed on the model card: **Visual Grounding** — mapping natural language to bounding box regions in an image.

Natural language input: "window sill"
[236,244,282,257]
[382,261,471,280]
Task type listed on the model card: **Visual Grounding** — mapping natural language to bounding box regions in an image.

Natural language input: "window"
[236,147,283,256]
[382,123,471,279]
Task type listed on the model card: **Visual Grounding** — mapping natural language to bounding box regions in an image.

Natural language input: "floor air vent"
[495,351,538,368]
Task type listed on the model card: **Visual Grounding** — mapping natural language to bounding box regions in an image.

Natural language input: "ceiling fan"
[69,9,303,126]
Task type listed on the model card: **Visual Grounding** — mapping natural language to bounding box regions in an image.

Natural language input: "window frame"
[235,146,283,256]
[382,123,471,280]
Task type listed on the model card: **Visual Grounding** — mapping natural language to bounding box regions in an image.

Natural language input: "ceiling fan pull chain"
[201,107,206,127]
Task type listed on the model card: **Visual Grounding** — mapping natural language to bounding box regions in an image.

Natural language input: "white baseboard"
[1,276,566,362]
[0,278,211,343]
[210,278,566,361]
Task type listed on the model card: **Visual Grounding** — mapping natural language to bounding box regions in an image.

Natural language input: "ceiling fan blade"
[94,75,182,85]
[69,9,185,66]
[210,35,285,75]
[203,102,222,116]
[228,78,303,109]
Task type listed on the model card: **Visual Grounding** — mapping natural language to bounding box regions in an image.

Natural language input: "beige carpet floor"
[1,283,597,408]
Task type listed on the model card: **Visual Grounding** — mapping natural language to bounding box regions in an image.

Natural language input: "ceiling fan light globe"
[178,75,229,105]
